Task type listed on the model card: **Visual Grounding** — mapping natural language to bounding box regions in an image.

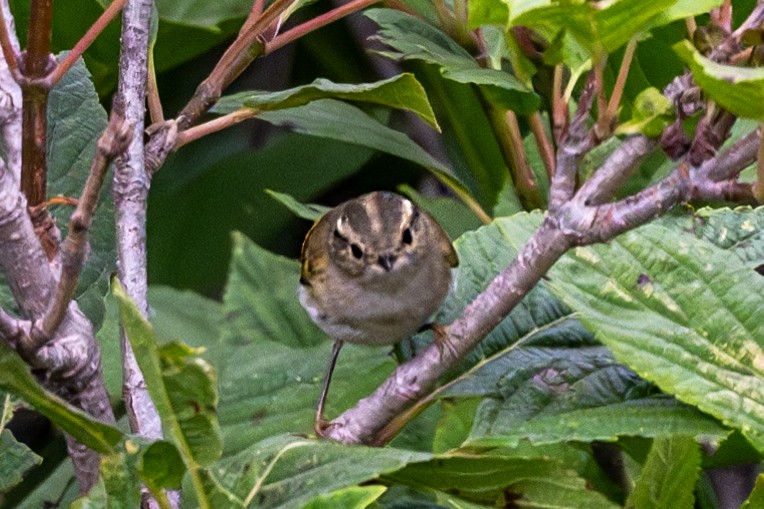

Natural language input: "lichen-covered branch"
[113,0,161,441]
[0,158,115,491]
[0,0,21,181]
[323,4,764,442]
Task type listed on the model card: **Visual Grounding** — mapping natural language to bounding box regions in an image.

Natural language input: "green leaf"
[365,9,539,114]
[199,434,430,509]
[678,206,764,269]
[224,232,323,349]
[411,64,516,211]
[149,131,376,292]
[0,429,42,492]
[96,446,143,509]
[470,398,728,449]
[73,440,158,509]
[625,436,701,509]
[440,66,540,112]
[218,235,395,450]
[148,286,223,349]
[468,0,509,28]
[47,55,112,330]
[674,40,764,122]
[0,342,122,454]
[303,485,387,509]
[388,454,619,508]
[509,0,675,55]
[153,0,250,30]
[397,185,482,240]
[741,474,764,509]
[113,281,222,468]
[547,208,764,453]
[256,99,473,205]
[265,189,330,222]
[616,87,675,137]
[432,399,479,453]
[415,213,727,449]
[139,440,185,492]
[655,0,724,27]
[214,73,439,130]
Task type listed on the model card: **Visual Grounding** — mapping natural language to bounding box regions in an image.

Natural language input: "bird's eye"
[402,228,413,245]
[350,243,363,259]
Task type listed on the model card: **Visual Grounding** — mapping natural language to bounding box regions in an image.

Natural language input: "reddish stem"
[177,0,295,128]
[266,0,382,54]
[46,0,127,87]
[21,0,54,209]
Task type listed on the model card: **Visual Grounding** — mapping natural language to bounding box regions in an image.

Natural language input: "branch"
[325,217,572,444]
[0,0,21,181]
[579,135,658,206]
[175,0,295,129]
[114,0,164,442]
[324,8,764,443]
[115,2,176,506]
[45,0,128,88]
[41,111,133,339]
[702,128,759,182]
[265,0,382,55]
[0,305,30,350]
[548,74,597,212]
[174,108,257,149]
[21,0,54,208]
[528,111,555,179]
[0,156,115,491]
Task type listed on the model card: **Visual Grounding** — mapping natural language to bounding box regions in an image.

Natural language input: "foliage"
[1,0,764,507]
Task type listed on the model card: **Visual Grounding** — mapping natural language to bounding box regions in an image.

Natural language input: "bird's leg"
[315,339,344,436]
[418,322,458,360]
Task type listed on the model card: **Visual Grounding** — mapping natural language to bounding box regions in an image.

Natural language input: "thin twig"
[711,0,733,32]
[251,0,266,20]
[497,109,542,209]
[549,73,597,212]
[266,0,382,55]
[175,108,257,149]
[45,0,128,88]
[21,0,54,210]
[41,112,133,339]
[551,64,567,145]
[593,56,608,128]
[580,136,657,205]
[176,0,296,129]
[604,37,637,128]
[528,112,555,179]
[146,52,164,124]
[685,17,697,39]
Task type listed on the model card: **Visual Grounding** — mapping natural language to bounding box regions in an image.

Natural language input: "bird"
[298,191,458,435]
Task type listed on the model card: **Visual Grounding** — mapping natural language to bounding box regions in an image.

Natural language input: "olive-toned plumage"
[298,192,458,434]
[299,191,458,346]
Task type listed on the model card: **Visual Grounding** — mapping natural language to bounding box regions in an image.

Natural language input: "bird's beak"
[378,254,396,272]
